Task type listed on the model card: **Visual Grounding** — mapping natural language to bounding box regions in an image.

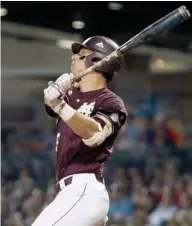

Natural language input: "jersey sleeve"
[93,96,128,134]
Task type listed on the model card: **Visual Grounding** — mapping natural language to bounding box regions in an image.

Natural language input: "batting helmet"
[71,36,122,82]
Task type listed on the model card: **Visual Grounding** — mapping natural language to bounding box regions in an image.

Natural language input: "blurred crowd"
[117,113,183,149]
[1,113,192,226]
[106,161,192,226]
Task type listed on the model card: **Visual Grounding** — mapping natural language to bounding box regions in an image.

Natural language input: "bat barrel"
[119,5,191,53]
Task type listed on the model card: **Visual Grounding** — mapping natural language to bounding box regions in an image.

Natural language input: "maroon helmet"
[71,36,122,82]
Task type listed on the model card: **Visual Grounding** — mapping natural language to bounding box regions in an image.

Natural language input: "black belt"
[55,175,104,194]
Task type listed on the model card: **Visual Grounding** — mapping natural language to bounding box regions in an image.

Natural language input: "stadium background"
[1,2,192,226]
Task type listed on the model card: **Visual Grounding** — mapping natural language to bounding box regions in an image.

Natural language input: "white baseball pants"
[32,173,109,226]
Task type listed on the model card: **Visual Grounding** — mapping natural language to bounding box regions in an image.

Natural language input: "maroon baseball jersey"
[45,87,127,182]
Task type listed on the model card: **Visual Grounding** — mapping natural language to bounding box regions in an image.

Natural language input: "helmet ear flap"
[85,52,107,68]
[85,52,121,82]
[91,57,101,64]
[84,52,103,68]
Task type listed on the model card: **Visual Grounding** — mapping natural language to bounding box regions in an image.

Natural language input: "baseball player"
[32,36,128,226]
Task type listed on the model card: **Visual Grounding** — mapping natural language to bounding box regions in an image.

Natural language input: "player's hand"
[55,73,75,93]
[44,81,64,109]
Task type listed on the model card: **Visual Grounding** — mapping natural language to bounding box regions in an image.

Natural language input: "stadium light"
[155,59,165,68]
[1,8,8,17]
[72,20,85,30]
[72,12,85,30]
[108,2,123,11]
[56,40,75,49]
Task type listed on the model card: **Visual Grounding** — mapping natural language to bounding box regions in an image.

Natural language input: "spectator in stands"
[148,186,178,226]
[179,192,192,210]
[41,184,55,210]
[186,180,192,199]
[144,114,183,147]
[133,187,154,212]
[114,167,127,184]
[130,192,153,226]
[15,169,34,187]
[7,125,29,148]
[127,113,141,140]
[128,167,144,188]
[14,169,35,200]
[5,212,25,226]
[155,114,183,147]
[145,115,156,145]
[109,168,134,219]
[108,182,134,221]
[1,194,10,226]
[168,192,192,226]
[23,189,45,226]
[39,121,55,150]
[149,180,163,205]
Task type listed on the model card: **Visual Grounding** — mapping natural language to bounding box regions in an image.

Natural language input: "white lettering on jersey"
[77,102,95,116]
[55,132,61,152]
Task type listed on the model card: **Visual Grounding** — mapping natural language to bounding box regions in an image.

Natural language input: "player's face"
[71,48,93,75]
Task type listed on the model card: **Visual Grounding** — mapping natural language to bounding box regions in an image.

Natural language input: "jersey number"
[55,132,61,152]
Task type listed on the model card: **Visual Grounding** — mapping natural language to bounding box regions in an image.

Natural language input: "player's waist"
[56,173,105,191]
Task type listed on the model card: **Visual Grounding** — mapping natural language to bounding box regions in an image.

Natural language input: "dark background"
[1,2,192,39]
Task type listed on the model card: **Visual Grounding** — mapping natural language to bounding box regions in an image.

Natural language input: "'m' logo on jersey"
[77,102,95,116]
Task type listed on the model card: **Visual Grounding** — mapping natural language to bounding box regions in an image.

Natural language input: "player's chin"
[70,66,77,76]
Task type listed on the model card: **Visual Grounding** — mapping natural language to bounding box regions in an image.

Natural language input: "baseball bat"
[72,5,190,85]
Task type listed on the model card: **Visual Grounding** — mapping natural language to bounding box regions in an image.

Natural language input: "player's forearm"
[53,101,100,139]
[66,112,100,139]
